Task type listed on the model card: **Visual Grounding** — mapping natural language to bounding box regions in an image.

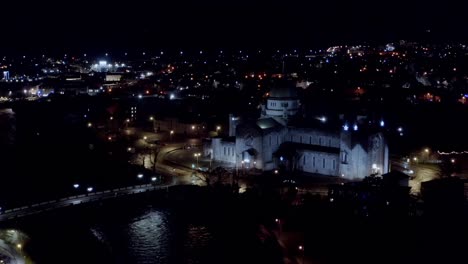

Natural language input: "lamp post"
[298,245,304,264]
[275,218,282,235]
[125,118,130,129]
[194,153,201,168]
[149,116,155,132]
[170,130,174,142]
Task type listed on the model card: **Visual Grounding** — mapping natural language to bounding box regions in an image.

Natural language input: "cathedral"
[204,83,389,180]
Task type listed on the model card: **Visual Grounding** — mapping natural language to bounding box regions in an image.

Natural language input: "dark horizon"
[2,0,468,51]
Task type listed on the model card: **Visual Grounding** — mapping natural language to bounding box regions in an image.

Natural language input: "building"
[2,71,9,81]
[421,177,465,217]
[204,83,389,179]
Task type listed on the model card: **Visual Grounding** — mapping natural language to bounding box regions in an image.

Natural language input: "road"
[0,184,171,222]
[391,157,440,194]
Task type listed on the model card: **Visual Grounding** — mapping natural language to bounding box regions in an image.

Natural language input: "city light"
[137,174,144,179]
[73,184,79,189]
[151,177,157,181]
[87,187,93,192]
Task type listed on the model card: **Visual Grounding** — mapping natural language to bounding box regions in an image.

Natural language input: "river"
[1,193,273,264]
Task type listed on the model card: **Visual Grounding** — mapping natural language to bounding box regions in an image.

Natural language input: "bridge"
[0,183,171,222]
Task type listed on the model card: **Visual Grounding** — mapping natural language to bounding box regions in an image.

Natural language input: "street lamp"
[451,158,456,164]
[151,177,157,182]
[275,218,282,234]
[73,184,79,189]
[298,245,304,264]
[149,116,155,132]
[143,136,147,140]
[87,187,93,192]
[194,153,201,168]
[170,130,174,141]
[137,173,144,179]
[216,126,221,132]
[424,148,430,153]
[87,122,92,128]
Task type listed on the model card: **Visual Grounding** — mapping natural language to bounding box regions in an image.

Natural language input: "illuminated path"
[0,184,172,222]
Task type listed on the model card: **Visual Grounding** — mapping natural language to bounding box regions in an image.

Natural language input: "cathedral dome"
[269,81,298,98]
[263,80,301,124]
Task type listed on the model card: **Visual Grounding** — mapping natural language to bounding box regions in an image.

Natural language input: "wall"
[287,128,340,148]
[297,151,340,175]
[211,138,236,164]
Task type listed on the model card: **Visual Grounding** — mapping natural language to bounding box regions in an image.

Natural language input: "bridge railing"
[0,183,169,221]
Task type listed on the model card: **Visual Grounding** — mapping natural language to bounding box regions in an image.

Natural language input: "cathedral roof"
[256,118,283,130]
[269,80,299,98]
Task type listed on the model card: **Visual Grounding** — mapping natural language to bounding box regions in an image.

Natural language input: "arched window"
[341,151,348,163]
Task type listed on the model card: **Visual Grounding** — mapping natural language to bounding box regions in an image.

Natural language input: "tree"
[135,144,161,172]
[147,144,161,173]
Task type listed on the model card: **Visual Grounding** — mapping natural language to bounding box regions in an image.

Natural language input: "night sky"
[2,0,468,50]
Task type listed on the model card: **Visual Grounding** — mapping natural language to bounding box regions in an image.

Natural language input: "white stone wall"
[235,134,263,169]
[262,130,286,163]
[367,132,390,175]
[297,151,340,175]
[211,138,236,164]
[338,131,371,179]
[264,98,300,118]
[286,128,340,148]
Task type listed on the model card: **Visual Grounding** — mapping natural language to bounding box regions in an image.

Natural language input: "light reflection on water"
[87,207,214,264]
[14,200,256,264]
[125,210,171,263]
